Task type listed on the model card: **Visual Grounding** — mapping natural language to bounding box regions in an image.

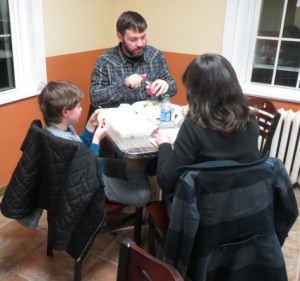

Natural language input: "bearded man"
[89,11,177,109]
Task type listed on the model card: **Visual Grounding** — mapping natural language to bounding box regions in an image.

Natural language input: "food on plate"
[143,101,156,107]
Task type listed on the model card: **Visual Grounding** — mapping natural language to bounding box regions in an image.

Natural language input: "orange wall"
[0,98,43,187]
[0,50,299,187]
[45,49,108,129]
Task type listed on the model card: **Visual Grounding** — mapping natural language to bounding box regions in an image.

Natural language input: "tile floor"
[0,199,149,281]
[0,188,299,281]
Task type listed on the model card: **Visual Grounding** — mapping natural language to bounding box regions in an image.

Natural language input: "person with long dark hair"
[153,53,260,198]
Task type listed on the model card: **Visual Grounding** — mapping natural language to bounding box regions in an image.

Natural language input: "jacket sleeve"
[272,158,299,245]
[0,128,42,218]
[162,170,200,277]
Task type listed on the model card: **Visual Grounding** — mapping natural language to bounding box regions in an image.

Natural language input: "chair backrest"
[117,239,183,281]
[247,97,281,157]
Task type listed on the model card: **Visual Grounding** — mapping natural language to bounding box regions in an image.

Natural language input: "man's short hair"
[116,11,147,35]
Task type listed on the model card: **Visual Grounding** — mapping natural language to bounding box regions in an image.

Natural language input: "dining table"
[101,101,183,159]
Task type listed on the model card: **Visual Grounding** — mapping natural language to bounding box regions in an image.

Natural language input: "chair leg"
[147,217,156,255]
[117,239,135,281]
[134,207,143,246]
[47,223,53,256]
[74,260,82,281]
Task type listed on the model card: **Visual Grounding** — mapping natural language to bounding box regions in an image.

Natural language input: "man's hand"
[125,74,169,97]
[125,74,144,89]
[150,79,169,97]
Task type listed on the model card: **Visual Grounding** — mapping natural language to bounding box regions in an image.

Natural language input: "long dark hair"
[182,54,251,133]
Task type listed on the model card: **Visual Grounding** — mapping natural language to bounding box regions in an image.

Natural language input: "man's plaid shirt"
[89,44,177,108]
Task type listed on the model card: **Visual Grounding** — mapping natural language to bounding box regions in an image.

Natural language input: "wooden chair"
[247,97,281,157]
[117,239,183,281]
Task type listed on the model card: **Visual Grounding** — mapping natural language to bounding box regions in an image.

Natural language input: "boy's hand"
[97,110,103,123]
[86,109,102,132]
[92,119,109,144]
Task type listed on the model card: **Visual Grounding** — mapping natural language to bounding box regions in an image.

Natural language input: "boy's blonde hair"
[38,80,84,125]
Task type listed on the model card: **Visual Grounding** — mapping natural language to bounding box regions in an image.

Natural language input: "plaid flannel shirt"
[89,44,177,108]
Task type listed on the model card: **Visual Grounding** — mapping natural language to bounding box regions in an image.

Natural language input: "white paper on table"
[102,108,158,138]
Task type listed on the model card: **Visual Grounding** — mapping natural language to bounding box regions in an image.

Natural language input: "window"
[0,0,14,91]
[0,0,46,105]
[222,0,300,102]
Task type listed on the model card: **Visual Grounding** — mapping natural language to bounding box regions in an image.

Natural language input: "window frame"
[0,0,46,105]
[222,0,300,102]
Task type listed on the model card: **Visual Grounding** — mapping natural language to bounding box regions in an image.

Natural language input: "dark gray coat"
[162,157,298,281]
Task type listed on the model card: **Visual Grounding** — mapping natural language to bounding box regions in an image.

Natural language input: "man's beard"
[122,42,144,58]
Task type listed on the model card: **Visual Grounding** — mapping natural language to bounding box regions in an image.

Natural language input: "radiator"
[269,108,300,186]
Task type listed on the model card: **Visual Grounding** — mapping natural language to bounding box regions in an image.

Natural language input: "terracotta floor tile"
[100,232,129,264]
[17,246,74,281]
[84,258,118,281]
[100,228,148,264]
[0,215,10,228]
[0,221,46,278]
[286,219,300,249]
[282,245,300,281]
[0,272,29,281]
[88,232,119,256]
